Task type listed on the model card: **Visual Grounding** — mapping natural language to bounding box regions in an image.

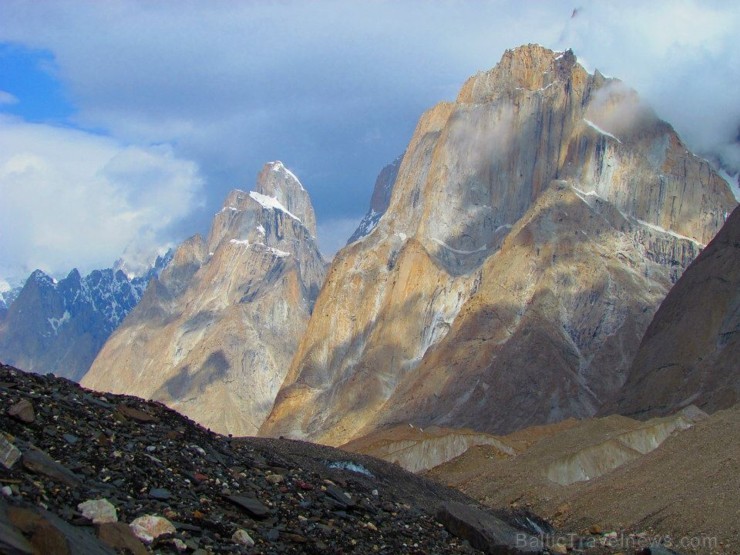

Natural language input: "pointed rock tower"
[347,155,402,244]
[261,45,736,445]
[83,162,325,436]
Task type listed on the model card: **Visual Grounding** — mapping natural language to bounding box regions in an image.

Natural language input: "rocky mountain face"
[608,204,740,419]
[0,254,171,382]
[261,44,737,446]
[0,284,21,320]
[347,155,402,244]
[82,162,326,437]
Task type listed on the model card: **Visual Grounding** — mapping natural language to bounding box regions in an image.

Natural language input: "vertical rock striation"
[261,45,736,445]
[83,162,325,436]
[609,205,740,418]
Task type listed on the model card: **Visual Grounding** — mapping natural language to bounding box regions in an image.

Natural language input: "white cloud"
[558,0,740,170]
[0,0,738,282]
[0,116,203,282]
[0,90,18,105]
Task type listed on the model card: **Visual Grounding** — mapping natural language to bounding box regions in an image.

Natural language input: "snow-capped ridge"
[0,252,174,381]
[248,191,302,222]
[268,161,305,191]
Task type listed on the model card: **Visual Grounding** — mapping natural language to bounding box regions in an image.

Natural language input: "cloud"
[558,1,740,171]
[0,90,18,105]
[585,81,656,139]
[0,0,738,282]
[0,0,572,233]
[449,104,516,172]
[0,116,203,282]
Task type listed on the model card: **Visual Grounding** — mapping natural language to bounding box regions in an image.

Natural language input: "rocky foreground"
[0,363,587,554]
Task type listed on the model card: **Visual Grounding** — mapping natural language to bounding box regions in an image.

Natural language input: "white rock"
[130,515,176,544]
[232,528,255,547]
[78,498,118,523]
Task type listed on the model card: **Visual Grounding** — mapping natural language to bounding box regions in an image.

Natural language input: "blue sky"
[0,44,74,122]
[1,0,739,284]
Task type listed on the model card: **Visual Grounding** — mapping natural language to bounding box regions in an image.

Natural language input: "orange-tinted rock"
[83,162,325,436]
[611,205,740,418]
[262,45,736,445]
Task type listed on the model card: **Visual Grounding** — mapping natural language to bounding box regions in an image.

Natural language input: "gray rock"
[225,495,269,519]
[62,434,78,444]
[325,484,355,509]
[8,399,35,423]
[22,448,81,486]
[148,488,171,500]
[436,501,542,554]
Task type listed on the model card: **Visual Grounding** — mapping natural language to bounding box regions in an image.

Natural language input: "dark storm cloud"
[0,0,737,274]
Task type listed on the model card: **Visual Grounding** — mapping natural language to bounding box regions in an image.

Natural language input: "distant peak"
[256,162,317,236]
[30,270,56,287]
[264,161,305,191]
[66,268,82,281]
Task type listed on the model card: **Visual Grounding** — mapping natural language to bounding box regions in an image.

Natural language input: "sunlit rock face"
[261,44,736,446]
[609,205,740,419]
[83,162,325,436]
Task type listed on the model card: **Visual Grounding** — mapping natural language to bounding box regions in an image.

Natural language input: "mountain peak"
[29,269,55,287]
[262,42,736,446]
[212,163,320,253]
[255,161,317,236]
[457,44,584,104]
[265,160,305,191]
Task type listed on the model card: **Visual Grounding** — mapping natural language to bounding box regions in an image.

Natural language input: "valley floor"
[421,406,739,554]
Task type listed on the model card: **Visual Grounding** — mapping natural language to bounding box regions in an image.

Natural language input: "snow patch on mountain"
[269,161,305,191]
[48,311,71,334]
[249,191,302,222]
[584,119,622,143]
[0,281,21,315]
[432,238,488,255]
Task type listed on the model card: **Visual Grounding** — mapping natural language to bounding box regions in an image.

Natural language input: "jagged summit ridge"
[457,45,580,103]
[261,45,736,446]
[83,161,326,436]
[0,252,172,381]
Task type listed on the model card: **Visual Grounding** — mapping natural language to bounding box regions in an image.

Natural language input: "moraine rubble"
[0,363,555,554]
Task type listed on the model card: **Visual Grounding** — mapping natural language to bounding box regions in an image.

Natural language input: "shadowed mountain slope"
[262,45,736,446]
